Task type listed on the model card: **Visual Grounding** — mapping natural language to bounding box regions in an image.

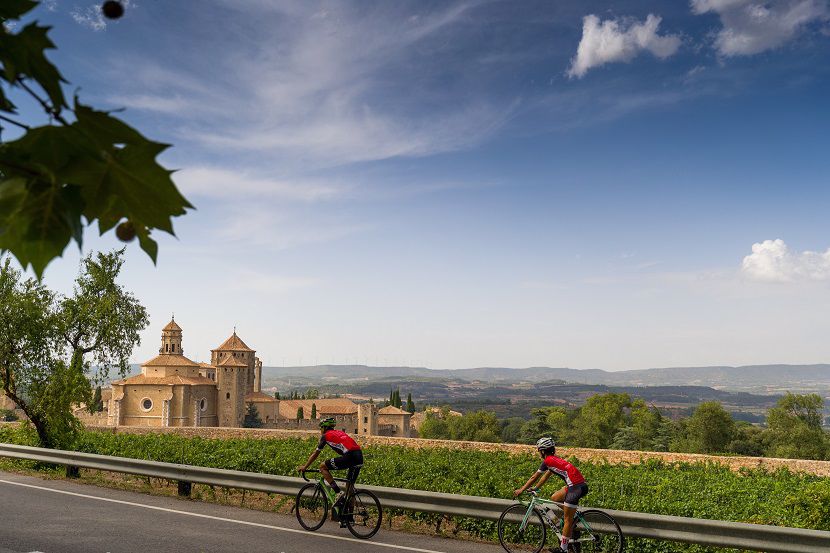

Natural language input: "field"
[1,424,829,553]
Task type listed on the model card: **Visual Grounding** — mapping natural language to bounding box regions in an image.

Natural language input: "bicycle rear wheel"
[345,490,382,539]
[573,509,623,553]
[295,483,328,531]
[497,503,547,553]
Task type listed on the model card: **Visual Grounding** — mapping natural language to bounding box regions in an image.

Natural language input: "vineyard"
[1,424,829,553]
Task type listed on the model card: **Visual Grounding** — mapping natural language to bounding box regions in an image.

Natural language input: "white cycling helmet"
[536,437,555,451]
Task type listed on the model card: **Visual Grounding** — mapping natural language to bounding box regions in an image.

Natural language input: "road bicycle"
[295,469,382,539]
[497,489,624,553]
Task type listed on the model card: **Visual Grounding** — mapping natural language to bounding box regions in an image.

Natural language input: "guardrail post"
[177,480,192,497]
[65,465,80,478]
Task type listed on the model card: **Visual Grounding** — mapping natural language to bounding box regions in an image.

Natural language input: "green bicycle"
[295,469,382,539]
[497,489,624,553]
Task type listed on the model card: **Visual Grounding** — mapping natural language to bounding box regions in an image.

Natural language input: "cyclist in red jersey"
[513,437,588,552]
[298,417,364,516]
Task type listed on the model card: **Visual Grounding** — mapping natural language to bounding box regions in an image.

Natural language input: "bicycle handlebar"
[300,469,320,482]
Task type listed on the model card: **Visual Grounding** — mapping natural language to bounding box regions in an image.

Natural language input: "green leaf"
[0,22,67,110]
[137,231,158,263]
[69,103,193,235]
[0,178,84,277]
[0,0,37,21]
[0,86,16,112]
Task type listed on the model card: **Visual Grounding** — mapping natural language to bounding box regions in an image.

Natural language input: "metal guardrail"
[1,443,829,553]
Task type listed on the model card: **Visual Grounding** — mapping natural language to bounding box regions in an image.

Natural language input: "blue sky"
[10,0,830,370]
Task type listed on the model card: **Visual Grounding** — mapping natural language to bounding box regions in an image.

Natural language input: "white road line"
[0,479,450,553]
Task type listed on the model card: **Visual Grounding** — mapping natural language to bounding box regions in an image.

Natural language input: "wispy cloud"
[567,14,681,79]
[71,1,134,31]
[100,1,514,168]
[173,166,349,202]
[691,0,830,57]
[215,205,373,251]
[741,239,830,282]
[227,269,321,295]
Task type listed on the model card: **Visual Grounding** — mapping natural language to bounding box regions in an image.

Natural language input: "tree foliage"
[419,408,501,442]
[0,249,147,447]
[91,385,103,413]
[766,393,828,460]
[243,402,263,428]
[0,1,192,277]
[678,401,736,453]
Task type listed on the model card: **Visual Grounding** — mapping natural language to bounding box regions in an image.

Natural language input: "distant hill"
[261,364,830,392]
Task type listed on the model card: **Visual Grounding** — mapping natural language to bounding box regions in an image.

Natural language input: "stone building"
[274,398,410,437]
[105,319,418,437]
[377,405,413,438]
[108,319,263,428]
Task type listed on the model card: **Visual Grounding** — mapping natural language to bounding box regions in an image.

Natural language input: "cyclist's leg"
[322,456,350,493]
[561,483,588,550]
[319,461,339,491]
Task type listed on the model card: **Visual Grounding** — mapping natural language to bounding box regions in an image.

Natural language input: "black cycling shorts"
[324,449,363,483]
[564,482,589,508]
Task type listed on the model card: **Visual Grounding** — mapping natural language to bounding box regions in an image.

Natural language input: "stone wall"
[85,425,830,477]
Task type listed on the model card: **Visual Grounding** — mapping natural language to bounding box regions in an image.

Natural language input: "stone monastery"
[107,320,411,437]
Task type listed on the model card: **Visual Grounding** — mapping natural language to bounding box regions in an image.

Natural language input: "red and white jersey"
[539,455,585,486]
[317,429,361,455]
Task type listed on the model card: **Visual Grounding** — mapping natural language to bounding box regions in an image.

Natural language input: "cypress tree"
[297,406,304,420]
[92,386,103,412]
[311,403,317,419]
[406,393,415,413]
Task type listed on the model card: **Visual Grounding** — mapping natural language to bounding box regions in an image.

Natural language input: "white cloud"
[227,269,320,295]
[101,2,514,167]
[741,239,830,282]
[567,14,681,79]
[173,166,348,202]
[215,205,372,251]
[71,1,134,31]
[691,0,829,56]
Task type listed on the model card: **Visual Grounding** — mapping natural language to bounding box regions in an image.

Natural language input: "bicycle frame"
[515,491,595,543]
[301,469,355,515]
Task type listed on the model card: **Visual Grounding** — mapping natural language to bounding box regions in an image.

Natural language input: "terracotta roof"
[245,391,277,402]
[217,355,247,367]
[198,362,215,368]
[141,354,200,368]
[111,374,216,386]
[214,332,253,352]
[162,319,182,332]
[378,405,411,415]
[278,399,358,419]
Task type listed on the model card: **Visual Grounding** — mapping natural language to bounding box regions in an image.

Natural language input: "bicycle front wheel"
[295,483,328,531]
[573,509,624,553]
[345,490,382,539]
[497,503,547,553]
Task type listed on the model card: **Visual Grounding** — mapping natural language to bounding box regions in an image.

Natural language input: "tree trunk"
[1,384,53,448]
[28,412,53,449]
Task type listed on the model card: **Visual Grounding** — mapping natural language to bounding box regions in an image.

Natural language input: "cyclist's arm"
[298,438,326,472]
[535,469,554,488]
[514,470,544,496]
[297,448,321,472]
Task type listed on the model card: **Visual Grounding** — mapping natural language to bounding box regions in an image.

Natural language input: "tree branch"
[16,78,69,126]
[0,114,30,130]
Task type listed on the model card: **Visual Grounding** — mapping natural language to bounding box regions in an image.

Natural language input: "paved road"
[0,470,505,553]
